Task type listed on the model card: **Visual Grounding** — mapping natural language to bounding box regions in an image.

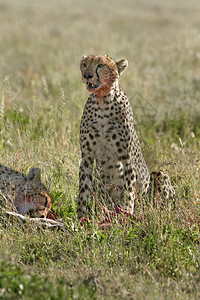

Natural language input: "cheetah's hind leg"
[150,170,175,207]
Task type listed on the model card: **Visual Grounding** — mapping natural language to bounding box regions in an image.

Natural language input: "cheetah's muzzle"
[86,82,101,90]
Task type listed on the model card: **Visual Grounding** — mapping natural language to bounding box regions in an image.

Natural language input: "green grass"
[0,0,200,298]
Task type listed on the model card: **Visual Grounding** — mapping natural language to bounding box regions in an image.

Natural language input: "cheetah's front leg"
[123,159,137,214]
[77,157,94,219]
[114,149,137,214]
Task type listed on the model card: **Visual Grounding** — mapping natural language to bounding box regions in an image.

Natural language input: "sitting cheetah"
[0,164,52,218]
[78,54,174,218]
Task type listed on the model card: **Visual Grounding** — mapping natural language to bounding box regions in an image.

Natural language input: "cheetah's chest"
[91,121,118,159]
[83,106,124,187]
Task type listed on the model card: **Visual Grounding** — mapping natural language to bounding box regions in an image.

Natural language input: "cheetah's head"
[80,55,128,95]
[14,168,52,218]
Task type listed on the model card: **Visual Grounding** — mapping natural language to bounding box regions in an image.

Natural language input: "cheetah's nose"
[84,72,93,80]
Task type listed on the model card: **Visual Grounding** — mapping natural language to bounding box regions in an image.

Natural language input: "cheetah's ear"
[116,59,128,75]
[27,168,41,181]
[81,55,87,61]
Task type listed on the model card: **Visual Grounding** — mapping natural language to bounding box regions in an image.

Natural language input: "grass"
[0,0,200,298]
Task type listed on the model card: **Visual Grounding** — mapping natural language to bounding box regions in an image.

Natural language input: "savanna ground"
[0,0,200,299]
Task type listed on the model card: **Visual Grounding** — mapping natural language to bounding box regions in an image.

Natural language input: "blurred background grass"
[0,0,200,298]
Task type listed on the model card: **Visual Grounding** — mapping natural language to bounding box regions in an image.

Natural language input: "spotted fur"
[0,164,52,217]
[78,54,174,218]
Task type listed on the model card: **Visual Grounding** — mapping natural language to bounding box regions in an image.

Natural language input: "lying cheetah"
[78,54,174,218]
[0,164,52,218]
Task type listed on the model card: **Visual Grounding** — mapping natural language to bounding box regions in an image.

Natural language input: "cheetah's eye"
[82,63,87,68]
[97,64,105,69]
